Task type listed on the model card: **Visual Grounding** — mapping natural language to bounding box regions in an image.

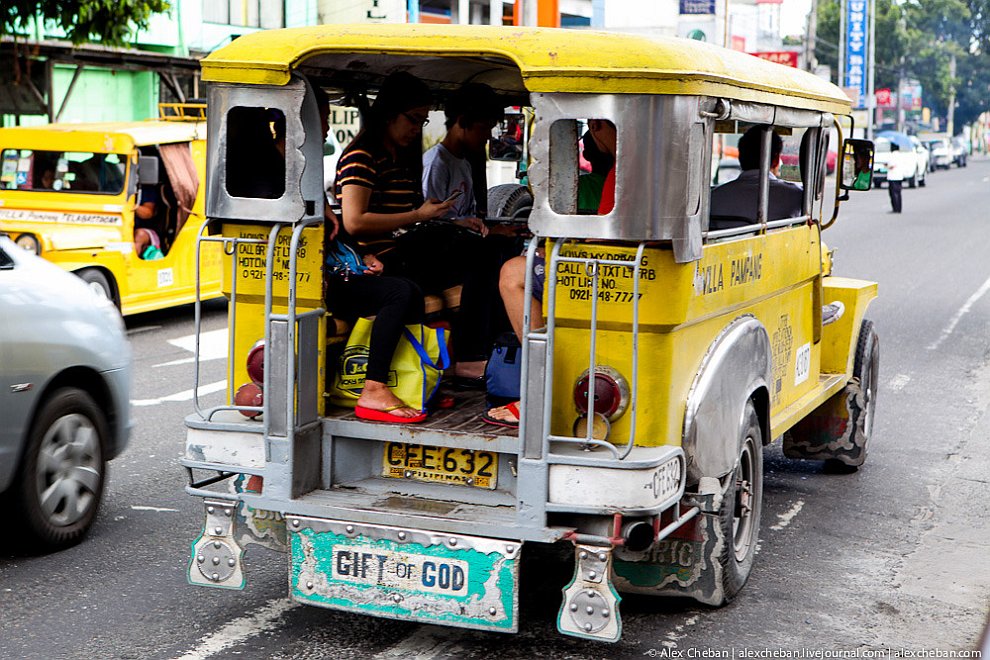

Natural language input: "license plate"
[382,442,497,489]
[289,518,519,632]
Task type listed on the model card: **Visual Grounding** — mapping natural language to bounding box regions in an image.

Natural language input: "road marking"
[131,379,227,407]
[373,626,470,659]
[130,505,179,513]
[770,499,805,531]
[887,373,911,391]
[928,274,990,350]
[127,324,162,335]
[169,597,297,660]
[156,328,229,367]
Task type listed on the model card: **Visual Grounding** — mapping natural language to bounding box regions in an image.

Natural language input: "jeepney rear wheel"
[716,401,763,603]
[824,319,879,474]
[77,269,119,309]
[487,183,533,222]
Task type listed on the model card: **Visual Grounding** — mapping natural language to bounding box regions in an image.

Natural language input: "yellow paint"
[200,25,850,115]
[548,225,874,447]
[0,121,221,316]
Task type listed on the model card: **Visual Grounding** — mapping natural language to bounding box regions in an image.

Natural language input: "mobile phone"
[443,190,463,204]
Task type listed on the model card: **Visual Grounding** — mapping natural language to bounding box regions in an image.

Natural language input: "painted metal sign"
[679,0,716,15]
[844,0,868,109]
[753,51,799,68]
[289,517,520,632]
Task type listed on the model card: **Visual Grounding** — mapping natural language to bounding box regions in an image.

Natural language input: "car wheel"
[907,174,916,188]
[919,169,926,187]
[77,268,118,308]
[715,401,763,603]
[823,319,879,474]
[11,388,108,551]
[487,183,533,222]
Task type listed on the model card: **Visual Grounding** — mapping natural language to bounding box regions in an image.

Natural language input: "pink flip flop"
[355,404,427,424]
[481,401,520,428]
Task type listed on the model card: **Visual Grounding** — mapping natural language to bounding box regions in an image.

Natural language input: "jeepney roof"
[0,120,205,150]
[200,24,851,115]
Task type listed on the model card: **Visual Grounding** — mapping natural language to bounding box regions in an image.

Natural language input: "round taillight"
[234,382,263,418]
[15,233,40,255]
[573,366,629,420]
[246,339,265,385]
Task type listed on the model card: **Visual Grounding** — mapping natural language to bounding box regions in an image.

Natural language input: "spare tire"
[487,183,533,222]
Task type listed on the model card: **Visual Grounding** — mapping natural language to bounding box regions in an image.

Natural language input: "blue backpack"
[485,332,522,407]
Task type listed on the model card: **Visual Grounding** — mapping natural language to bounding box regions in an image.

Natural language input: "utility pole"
[805,0,819,72]
[866,0,875,139]
[947,52,957,136]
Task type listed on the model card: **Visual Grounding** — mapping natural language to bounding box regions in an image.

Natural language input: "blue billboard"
[844,0,867,109]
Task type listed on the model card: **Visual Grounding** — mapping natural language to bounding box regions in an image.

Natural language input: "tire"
[907,174,917,189]
[824,319,879,474]
[919,169,926,187]
[11,388,108,551]
[487,183,533,222]
[77,268,118,308]
[716,401,763,602]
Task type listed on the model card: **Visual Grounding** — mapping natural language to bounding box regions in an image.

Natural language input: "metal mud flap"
[287,516,521,633]
[558,544,622,642]
[189,500,246,589]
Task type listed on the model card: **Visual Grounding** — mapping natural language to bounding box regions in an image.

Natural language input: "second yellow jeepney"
[180,25,878,642]
[0,106,222,315]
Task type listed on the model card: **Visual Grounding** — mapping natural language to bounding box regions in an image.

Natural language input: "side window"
[1,149,125,194]
[547,118,616,216]
[225,106,285,199]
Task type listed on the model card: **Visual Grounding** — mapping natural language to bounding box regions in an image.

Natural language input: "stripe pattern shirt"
[334,143,422,254]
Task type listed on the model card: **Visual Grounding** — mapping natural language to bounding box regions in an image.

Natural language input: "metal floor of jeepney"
[323,389,518,437]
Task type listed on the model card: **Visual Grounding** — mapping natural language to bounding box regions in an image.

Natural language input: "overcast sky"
[780,0,812,36]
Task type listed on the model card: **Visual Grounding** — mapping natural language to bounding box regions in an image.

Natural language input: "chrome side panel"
[682,316,771,483]
[206,76,325,224]
[528,93,713,263]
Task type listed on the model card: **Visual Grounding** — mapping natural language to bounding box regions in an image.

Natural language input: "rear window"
[1,149,127,194]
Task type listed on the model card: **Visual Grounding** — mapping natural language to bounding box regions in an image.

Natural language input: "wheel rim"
[34,413,102,527]
[87,281,109,300]
[732,437,757,562]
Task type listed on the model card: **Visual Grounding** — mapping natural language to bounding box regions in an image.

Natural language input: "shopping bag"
[330,318,450,412]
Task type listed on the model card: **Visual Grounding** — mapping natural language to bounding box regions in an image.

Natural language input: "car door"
[0,242,20,491]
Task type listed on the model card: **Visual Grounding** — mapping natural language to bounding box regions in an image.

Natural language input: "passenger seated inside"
[134,149,164,260]
[709,124,803,226]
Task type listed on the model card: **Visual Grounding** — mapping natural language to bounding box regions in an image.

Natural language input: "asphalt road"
[2,158,989,660]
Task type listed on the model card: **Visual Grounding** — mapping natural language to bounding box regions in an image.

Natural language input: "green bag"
[330,318,450,413]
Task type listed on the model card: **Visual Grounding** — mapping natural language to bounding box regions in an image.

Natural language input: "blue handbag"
[326,240,370,279]
[485,332,522,407]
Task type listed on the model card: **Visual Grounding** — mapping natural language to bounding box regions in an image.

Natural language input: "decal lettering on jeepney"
[770,313,794,406]
[555,248,655,304]
[234,231,311,283]
[0,208,121,225]
[694,250,763,297]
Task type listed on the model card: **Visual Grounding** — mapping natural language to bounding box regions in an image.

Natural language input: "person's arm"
[340,184,452,237]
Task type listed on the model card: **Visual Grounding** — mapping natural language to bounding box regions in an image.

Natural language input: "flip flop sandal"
[355,404,427,424]
[481,401,520,428]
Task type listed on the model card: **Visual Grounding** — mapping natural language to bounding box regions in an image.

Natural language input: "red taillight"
[234,382,263,418]
[246,339,265,385]
[573,366,629,420]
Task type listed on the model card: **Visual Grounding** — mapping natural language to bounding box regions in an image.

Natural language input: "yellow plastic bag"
[330,318,450,412]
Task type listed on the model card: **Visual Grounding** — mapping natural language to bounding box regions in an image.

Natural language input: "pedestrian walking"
[887,142,904,213]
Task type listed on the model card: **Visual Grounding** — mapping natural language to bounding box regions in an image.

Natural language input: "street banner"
[875,88,893,108]
[844,0,867,109]
[753,51,798,67]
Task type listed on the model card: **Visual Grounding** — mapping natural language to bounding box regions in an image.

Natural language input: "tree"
[1,0,171,47]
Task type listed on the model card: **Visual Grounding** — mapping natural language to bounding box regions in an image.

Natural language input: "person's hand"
[453,217,488,236]
[324,205,340,240]
[416,198,454,222]
[362,253,384,275]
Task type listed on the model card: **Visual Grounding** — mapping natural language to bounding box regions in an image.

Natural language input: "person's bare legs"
[134,228,153,258]
[500,256,543,343]
[356,380,421,418]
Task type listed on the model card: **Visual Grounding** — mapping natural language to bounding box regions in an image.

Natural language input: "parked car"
[951,136,969,167]
[925,138,953,170]
[0,235,132,552]
[872,131,928,188]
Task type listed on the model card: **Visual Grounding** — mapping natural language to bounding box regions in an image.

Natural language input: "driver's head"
[738,125,783,171]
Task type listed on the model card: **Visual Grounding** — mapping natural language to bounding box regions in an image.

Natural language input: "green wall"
[53,66,159,123]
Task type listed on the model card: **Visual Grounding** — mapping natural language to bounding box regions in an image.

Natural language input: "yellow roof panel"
[0,121,205,150]
[201,24,851,114]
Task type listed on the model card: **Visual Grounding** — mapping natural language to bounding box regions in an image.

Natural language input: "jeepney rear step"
[279,487,567,543]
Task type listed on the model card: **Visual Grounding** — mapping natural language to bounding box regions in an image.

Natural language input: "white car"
[872,133,928,188]
[926,138,953,170]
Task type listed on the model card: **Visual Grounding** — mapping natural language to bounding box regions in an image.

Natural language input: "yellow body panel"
[549,225,867,447]
[0,121,222,315]
[200,25,850,115]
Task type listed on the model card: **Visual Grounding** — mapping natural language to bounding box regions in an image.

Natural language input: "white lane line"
[170,597,297,660]
[373,626,469,659]
[770,500,805,531]
[130,505,179,513]
[155,329,229,367]
[131,379,227,407]
[887,373,911,392]
[928,274,990,350]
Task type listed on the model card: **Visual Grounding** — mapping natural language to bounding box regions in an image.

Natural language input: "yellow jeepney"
[0,106,222,315]
[181,25,877,642]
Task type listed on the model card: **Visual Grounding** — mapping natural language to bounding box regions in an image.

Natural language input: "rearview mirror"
[138,155,160,187]
[489,112,525,162]
[840,139,874,192]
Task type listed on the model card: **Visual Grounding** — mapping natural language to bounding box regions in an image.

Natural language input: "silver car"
[0,236,132,551]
